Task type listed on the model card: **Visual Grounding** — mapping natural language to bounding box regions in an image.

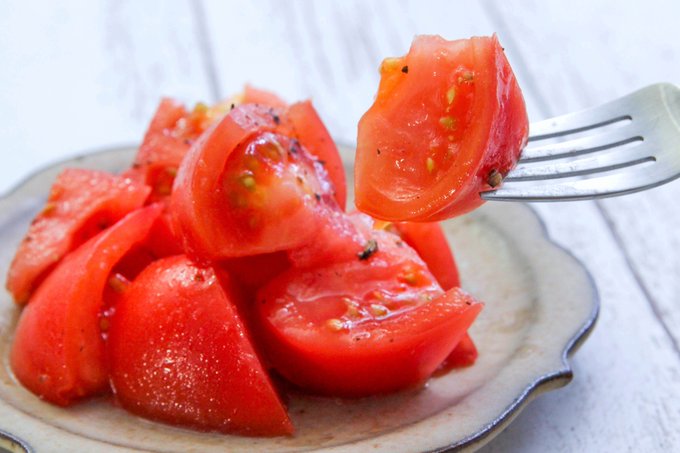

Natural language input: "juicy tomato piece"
[231,89,346,210]
[385,221,479,367]
[386,221,460,290]
[10,205,161,406]
[143,203,183,258]
[129,98,231,200]
[256,230,482,397]
[287,210,374,269]
[6,169,150,304]
[355,34,529,221]
[171,104,337,260]
[221,251,291,290]
[282,101,347,210]
[242,84,288,110]
[441,332,478,368]
[107,256,293,436]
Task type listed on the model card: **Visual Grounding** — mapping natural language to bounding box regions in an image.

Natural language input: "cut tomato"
[171,104,337,260]
[6,169,150,304]
[107,256,293,436]
[287,210,374,269]
[128,98,233,200]
[355,34,529,220]
[282,101,347,210]
[256,229,482,397]
[242,84,288,110]
[387,221,460,290]
[441,332,478,368]
[221,251,291,290]
[385,221,479,367]
[10,205,161,406]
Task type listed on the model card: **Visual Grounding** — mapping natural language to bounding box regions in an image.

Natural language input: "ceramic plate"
[0,145,598,453]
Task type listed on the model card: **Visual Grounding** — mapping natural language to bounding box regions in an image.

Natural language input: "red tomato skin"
[392,222,460,290]
[355,34,529,221]
[107,256,293,436]
[6,169,150,304]
[171,104,335,260]
[129,98,190,198]
[221,251,291,290]
[10,205,161,406]
[242,84,288,110]
[284,101,347,210]
[442,333,478,368]
[258,282,481,397]
[143,202,183,258]
[256,234,482,397]
[287,210,374,269]
[391,221,479,367]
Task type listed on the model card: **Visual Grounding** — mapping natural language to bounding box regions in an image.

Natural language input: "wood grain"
[479,0,680,450]
[0,0,678,450]
[0,0,212,194]
[484,0,680,352]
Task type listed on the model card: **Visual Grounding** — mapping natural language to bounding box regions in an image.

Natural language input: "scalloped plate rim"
[0,144,600,453]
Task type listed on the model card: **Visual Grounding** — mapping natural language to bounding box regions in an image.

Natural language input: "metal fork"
[481,83,680,201]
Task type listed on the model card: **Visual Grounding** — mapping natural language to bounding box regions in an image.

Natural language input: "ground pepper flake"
[401,65,409,73]
[358,239,378,260]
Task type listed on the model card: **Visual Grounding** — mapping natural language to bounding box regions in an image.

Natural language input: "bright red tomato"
[282,101,347,210]
[440,333,478,369]
[128,98,231,200]
[242,84,288,109]
[355,34,529,221]
[10,204,161,406]
[386,221,479,367]
[170,104,338,260]
[256,229,482,397]
[221,251,291,290]
[388,221,460,290]
[6,169,150,304]
[107,255,293,436]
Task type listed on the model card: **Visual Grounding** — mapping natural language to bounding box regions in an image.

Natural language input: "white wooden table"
[1,1,679,451]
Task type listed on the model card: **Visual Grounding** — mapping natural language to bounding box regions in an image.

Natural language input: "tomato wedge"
[256,229,482,397]
[355,34,529,220]
[171,104,337,260]
[128,98,231,200]
[10,205,161,405]
[242,84,288,110]
[6,169,150,304]
[107,255,293,436]
[386,221,479,367]
[282,101,347,210]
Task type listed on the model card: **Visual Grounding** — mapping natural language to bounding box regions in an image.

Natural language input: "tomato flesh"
[282,101,347,210]
[10,205,161,405]
[387,221,480,367]
[256,230,482,397]
[107,256,293,436]
[6,169,150,304]
[355,34,529,220]
[171,104,337,260]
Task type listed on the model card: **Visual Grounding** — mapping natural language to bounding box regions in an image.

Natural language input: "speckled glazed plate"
[0,145,598,453]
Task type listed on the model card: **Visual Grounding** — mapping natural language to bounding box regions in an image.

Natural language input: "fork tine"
[508,141,652,181]
[529,112,632,141]
[521,129,643,162]
[482,161,679,201]
[528,84,672,141]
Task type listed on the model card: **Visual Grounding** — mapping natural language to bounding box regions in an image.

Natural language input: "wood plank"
[201,0,498,145]
[483,0,680,350]
[201,1,680,451]
[479,0,680,450]
[0,0,212,195]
